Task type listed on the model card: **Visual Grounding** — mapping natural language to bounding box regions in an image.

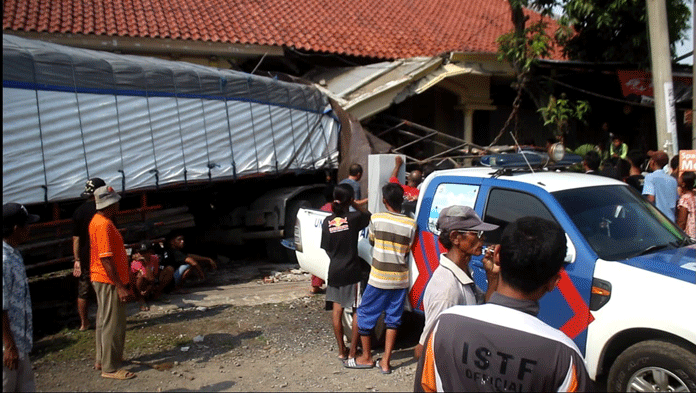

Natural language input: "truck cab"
[294,153,696,391]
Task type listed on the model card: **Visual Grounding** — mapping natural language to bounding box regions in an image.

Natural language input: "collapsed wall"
[3,34,340,205]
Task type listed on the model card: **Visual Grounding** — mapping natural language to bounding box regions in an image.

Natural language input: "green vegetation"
[32,326,193,364]
[537,93,590,142]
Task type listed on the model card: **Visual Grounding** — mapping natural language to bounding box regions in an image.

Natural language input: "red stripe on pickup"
[558,269,594,339]
[410,231,442,311]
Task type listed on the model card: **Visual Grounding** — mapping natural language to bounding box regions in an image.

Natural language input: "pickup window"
[482,188,557,244]
[553,185,688,260]
[427,183,480,233]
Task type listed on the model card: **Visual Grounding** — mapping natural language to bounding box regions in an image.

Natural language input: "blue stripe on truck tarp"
[3,79,328,115]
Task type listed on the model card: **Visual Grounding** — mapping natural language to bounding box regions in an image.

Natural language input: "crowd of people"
[314,158,594,390]
[580,140,696,237]
[313,148,693,389]
[4,145,693,391]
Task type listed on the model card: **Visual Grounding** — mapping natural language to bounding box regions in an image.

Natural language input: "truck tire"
[266,198,314,264]
[607,340,696,392]
[342,308,386,347]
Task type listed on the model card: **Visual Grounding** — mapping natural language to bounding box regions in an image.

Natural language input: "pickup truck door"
[471,178,595,354]
[410,175,595,355]
[409,175,484,314]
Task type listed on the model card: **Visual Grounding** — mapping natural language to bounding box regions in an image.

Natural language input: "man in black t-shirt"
[320,184,371,363]
[162,231,217,291]
[626,150,646,193]
[72,178,105,331]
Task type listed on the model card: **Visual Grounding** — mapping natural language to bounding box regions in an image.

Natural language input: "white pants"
[2,353,35,392]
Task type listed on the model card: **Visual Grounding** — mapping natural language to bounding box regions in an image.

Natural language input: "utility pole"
[646,0,679,156]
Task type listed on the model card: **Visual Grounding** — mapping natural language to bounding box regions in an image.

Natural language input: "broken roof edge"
[309,52,515,121]
[308,56,444,120]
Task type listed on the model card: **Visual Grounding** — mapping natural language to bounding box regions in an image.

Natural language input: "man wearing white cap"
[3,203,40,392]
[89,185,135,380]
[414,205,499,359]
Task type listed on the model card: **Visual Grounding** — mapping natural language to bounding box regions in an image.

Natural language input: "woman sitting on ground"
[130,242,174,310]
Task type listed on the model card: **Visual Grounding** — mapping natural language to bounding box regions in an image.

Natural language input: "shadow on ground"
[127,330,262,369]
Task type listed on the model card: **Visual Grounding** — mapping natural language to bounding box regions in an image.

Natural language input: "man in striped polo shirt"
[347,183,417,374]
[414,217,593,392]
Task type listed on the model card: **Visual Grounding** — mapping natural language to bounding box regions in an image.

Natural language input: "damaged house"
[7,0,688,162]
[3,0,568,163]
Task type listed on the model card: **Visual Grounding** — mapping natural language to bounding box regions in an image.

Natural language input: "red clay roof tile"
[3,0,562,60]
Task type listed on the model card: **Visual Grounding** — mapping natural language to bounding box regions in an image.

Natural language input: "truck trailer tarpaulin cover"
[2,34,340,205]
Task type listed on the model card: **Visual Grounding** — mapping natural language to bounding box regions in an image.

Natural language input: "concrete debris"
[262,269,312,284]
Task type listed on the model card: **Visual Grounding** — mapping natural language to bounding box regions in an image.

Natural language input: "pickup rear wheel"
[607,340,696,392]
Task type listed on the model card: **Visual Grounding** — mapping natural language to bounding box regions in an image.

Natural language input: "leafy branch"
[537,93,590,141]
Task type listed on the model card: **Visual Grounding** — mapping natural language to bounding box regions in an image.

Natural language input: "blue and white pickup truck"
[293,153,696,391]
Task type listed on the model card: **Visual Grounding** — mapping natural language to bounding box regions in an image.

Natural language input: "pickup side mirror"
[565,233,576,263]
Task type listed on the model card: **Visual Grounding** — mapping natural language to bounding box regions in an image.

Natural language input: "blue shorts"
[173,264,191,286]
[356,284,407,336]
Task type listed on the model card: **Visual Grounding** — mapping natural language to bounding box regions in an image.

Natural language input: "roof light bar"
[479,150,582,169]
[480,152,543,168]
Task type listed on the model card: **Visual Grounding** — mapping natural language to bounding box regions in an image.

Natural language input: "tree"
[491,0,691,146]
[556,0,691,66]
[491,0,559,145]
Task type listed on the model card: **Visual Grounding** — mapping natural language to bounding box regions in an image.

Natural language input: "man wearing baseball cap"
[72,177,106,331]
[414,205,499,359]
[3,203,40,391]
[88,185,136,380]
[643,150,678,221]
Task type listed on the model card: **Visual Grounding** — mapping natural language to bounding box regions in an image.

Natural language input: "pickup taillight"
[294,216,302,253]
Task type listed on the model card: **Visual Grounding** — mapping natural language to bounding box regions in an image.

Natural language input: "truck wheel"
[342,308,386,347]
[607,340,696,392]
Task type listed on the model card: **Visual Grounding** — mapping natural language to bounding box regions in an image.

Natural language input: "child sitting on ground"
[130,242,161,311]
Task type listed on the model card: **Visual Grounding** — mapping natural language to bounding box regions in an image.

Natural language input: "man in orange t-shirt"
[89,185,136,380]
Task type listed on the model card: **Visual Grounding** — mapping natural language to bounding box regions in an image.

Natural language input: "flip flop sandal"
[376,359,392,374]
[343,358,374,369]
[101,369,136,380]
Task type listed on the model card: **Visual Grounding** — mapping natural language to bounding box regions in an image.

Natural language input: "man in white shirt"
[413,205,499,359]
[643,150,678,221]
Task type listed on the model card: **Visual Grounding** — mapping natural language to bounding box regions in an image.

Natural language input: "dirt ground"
[31,259,423,392]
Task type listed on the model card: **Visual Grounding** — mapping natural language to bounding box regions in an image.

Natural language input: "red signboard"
[617,70,692,99]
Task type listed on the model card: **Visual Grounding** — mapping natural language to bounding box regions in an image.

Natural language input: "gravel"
[31,262,422,392]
